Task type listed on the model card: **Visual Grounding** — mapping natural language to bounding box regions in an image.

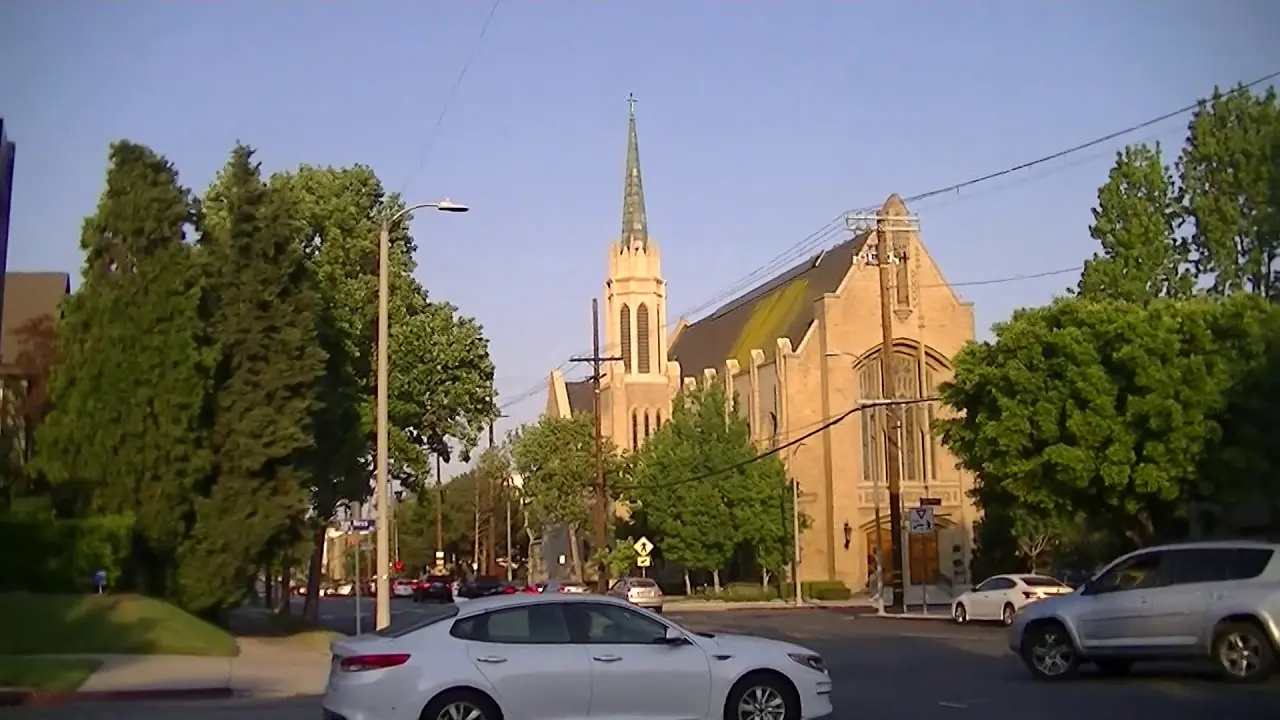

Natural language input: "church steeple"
[620,93,649,248]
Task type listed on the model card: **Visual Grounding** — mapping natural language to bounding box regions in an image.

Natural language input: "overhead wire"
[398,0,505,197]
[497,68,1280,412]
[609,397,939,493]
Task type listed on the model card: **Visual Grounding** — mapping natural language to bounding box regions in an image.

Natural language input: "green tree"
[34,141,211,596]
[938,295,1279,556]
[174,144,327,615]
[1076,143,1192,302]
[509,413,625,581]
[1177,84,1280,297]
[629,385,789,593]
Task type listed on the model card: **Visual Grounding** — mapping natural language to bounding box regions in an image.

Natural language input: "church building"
[545,102,980,600]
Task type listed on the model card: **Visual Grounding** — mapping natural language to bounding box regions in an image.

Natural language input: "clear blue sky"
[2,1,1276,478]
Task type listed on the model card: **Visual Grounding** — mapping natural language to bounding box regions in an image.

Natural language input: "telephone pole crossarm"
[569,299,624,592]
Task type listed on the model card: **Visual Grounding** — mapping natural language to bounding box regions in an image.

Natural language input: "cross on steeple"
[626,93,637,117]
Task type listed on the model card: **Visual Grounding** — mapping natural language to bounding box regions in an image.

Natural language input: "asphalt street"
[11,601,1279,719]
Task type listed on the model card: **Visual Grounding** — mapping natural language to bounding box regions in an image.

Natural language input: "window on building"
[619,304,632,373]
[858,360,883,487]
[893,353,921,482]
[769,411,778,448]
[643,410,651,439]
[895,241,910,307]
[631,410,639,450]
[636,303,651,374]
[655,410,662,428]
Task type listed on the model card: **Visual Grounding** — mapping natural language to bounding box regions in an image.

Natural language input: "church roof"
[564,378,595,415]
[667,231,871,378]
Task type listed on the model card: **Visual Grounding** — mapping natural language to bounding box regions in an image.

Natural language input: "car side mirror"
[660,627,687,645]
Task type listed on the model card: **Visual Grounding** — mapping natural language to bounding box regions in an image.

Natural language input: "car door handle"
[592,655,622,663]
[475,656,507,664]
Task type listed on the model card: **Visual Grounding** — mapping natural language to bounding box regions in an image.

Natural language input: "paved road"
[12,607,1279,719]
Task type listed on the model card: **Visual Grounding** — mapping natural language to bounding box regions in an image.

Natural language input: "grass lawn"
[0,593,239,657]
[0,657,103,692]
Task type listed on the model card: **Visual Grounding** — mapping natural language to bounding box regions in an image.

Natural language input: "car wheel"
[1213,621,1276,683]
[1001,603,1016,626]
[725,672,798,720]
[1095,660,1132,677]
[953,603,967,624]
[422,688,500,720]
[1020,621,1080,681]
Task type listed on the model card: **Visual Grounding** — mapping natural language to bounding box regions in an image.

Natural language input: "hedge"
[0,514,134,593]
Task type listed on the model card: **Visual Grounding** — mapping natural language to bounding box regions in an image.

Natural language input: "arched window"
[858,360,883,487]
[858,348,949,485]
[643,410,651,439]
[895,240,910,307]
[656,410,663,428]
[619,305,632,373]
[631,409,639,450]
[636,303,651,374]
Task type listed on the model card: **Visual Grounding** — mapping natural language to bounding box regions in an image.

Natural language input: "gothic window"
[631,409,639,450]
[925,367,941,481]
[619,305,632,373]
[769,412,779,447]
[643,410,651,439]
[892,353,922,482]
[656,410,663,428]
[636,303,651,374]
[895,241,910,307]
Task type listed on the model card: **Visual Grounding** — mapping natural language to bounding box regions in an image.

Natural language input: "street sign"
[636,555,652,568]
[908,507,935,534]
[351,519,374,532]
[919,497,942,507]
[633,537,654,556]
[92,569,107,594]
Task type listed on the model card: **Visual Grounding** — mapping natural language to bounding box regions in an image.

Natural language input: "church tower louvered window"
[619,304,632,373]
[636,303,651,373]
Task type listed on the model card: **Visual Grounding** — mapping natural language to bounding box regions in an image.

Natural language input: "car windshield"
[1021,576,1068,588]
[628,578,658,587]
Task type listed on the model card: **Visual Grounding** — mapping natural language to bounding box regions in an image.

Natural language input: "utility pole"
[569,299,623,593]
[845,207,919,615]
[876,215,907,614]
[434,453,444,573]
[485,418,501,577]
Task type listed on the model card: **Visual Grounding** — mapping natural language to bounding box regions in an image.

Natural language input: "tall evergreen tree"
[1076,143,1192,302]
[33,141,210,595]
[175,145,327,613]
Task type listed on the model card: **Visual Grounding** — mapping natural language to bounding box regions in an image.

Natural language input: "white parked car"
[392,579,415,598]
[324,593,833,720]
[952,574,1073,625]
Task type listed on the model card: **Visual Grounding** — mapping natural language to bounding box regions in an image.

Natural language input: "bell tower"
[603,95,672,450]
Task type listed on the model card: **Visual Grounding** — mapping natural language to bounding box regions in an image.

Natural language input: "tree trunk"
[567,526,584,582]
[712,569,722,593]
[683,569,692,596]
[278,555,293,615]
[525,528,540,580]
[302,525,327,624]
[761,568,771,591]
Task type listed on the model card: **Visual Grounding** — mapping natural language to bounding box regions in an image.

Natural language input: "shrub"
[0,514,134,592]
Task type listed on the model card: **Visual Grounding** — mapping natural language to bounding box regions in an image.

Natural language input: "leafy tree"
[1076,143,1192,302]
[34,141,210,596]
[1177,85,1280,297]
[630,384,791,593]
[509,413,625,581]
[939,295,1279,555]
[174,144,327,615]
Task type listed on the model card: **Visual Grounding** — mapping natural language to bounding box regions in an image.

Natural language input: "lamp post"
[507,473,524,582]
[375,199,469,631]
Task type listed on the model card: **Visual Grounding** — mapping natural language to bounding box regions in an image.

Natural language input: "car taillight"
[502,585,516,594]
[557,586,568,593]
[522,586,538,594]
[338,654,411,672]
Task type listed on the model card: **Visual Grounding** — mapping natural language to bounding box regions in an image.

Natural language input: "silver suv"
[1008,540,1280,683]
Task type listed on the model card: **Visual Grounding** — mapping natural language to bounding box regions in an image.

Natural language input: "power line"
[497,69,1279,412]
[610,397,938,492]
[398,0,504,197]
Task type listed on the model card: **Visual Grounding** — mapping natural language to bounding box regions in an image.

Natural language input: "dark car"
[412,575,453,603]
[457,575,505,599]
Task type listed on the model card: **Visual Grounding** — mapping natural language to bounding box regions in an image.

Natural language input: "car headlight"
[788,653,826,673]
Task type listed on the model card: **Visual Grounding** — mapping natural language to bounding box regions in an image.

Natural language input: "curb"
[0,686,234,707]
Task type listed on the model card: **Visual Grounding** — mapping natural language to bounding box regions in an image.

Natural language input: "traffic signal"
[393,560,404,572]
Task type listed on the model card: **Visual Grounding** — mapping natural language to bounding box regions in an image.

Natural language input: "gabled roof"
[564,379,595,416]
[668,232,870,378]
[1,272,69,373]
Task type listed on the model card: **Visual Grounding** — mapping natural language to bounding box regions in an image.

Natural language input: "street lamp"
[374,199,470,631]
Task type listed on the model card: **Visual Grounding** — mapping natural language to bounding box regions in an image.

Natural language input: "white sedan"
[324,593,833,720]
[951,574,1074,625]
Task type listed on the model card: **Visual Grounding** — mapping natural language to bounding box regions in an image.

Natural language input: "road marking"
[937,701,969,709]
[896,631,997,642]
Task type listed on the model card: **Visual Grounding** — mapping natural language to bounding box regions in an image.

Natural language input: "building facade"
[545,104,980,599]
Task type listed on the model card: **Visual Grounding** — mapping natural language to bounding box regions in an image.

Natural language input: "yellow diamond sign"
[633,536,654,556]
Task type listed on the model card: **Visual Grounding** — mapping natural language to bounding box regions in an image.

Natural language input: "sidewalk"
[0,637,330,707]
[663,597,878,612]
